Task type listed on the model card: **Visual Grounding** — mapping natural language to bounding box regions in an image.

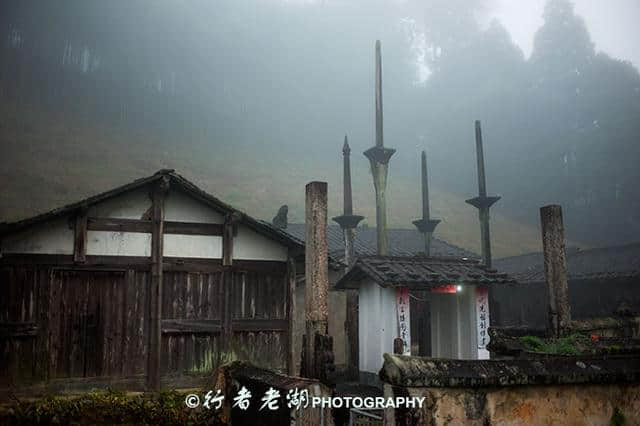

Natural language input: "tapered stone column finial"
[412,150,441,256]
[364,40,395,255]
[465,120,500,267]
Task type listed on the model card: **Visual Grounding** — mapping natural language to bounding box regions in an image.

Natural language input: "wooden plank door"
[49,270,127,379]
[228,269,289,372]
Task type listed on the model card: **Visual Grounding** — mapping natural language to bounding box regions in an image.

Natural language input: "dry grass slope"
[0,102,556,258]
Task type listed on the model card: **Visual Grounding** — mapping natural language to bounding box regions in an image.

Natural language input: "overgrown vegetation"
[3,389,224,425]
[519,334,592,355]
[611,407,626,426]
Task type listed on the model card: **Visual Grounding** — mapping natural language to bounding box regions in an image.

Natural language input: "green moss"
[4,389,224,425]
[611,407,626,426]
[520,335,545,352]
[603,345,623,354]
[519,334,590,355]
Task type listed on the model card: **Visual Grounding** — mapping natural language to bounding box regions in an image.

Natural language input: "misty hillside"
[0,99,545,258]
[1,0,639,256]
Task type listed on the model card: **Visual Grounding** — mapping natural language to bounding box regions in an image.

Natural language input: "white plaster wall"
[1,216,74,255]
[359,280,397,374]
[233,224,288,261]
[430,288,477,360]
[163,234,222,258]
[89,187,151,219]
[3,188,289,261]
[86,231,151,256]
[164,190,224,223]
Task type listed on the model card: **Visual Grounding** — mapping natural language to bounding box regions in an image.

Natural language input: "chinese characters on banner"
[395,286,411,355]
[475,286,490,359]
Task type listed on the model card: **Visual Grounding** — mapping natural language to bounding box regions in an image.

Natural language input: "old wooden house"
[0,169,303,393]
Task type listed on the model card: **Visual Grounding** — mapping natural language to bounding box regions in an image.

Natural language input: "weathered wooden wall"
[0,180,299,394]
[491,277,640,329]
[0,261,291,391]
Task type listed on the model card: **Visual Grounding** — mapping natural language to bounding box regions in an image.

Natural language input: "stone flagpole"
[465,120,500,267]
[412,150,441,256]
[364,40,395,255]
[332,135,364,378]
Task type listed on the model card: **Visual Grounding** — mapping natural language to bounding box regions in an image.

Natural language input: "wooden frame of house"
[0,169,303,395]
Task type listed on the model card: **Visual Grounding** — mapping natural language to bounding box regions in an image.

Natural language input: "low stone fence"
[213,361,334,426]
[380,354,640,425]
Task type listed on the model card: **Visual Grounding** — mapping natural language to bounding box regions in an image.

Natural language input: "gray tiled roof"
[335,255,515,289]
[494,243,640,283]
[285,223,477,261]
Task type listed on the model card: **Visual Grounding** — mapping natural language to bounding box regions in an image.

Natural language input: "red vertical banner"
[475,286,490,359]
[396,286,411,355]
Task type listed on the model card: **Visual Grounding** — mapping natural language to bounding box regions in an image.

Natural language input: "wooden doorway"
[409,290,431,356]
[48,269,133,379]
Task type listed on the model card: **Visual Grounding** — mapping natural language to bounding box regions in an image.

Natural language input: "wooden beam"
[87,217,151,233]
[231,319,288,332]
[88,217,223,236]
[73,207,88,263]
[0,254,287,273]
[287,256,296,375]
[146,176,169,391]
[0,322,38,338]
[229,260,287,273]
[164,221,223,236]
[161,319,222,334]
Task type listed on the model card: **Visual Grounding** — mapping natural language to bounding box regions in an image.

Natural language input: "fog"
[1,0,639,255]
[491,0,640,65]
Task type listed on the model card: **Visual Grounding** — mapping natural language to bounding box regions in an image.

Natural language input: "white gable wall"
[164,190,224,223]
[89,187,151,219]
[163,235,222,258]
[2,186,289,262]
[1,216,74,255]
[233,225,288,261]
[87,231,151,256]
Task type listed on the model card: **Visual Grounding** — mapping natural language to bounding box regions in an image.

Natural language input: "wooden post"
[540,204,572,337]
[221,212,240,360]
[303,181,332,380]
[73,205,88,263]
[222,212,239,267]
[287,256,296,376]
[146,176,169,391]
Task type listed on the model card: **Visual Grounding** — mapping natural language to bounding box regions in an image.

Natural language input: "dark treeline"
[419,0,640,246]
[1,0,639,247]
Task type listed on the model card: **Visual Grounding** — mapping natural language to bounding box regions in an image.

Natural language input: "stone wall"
[381,354,640,426]
[385,383,640,426]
